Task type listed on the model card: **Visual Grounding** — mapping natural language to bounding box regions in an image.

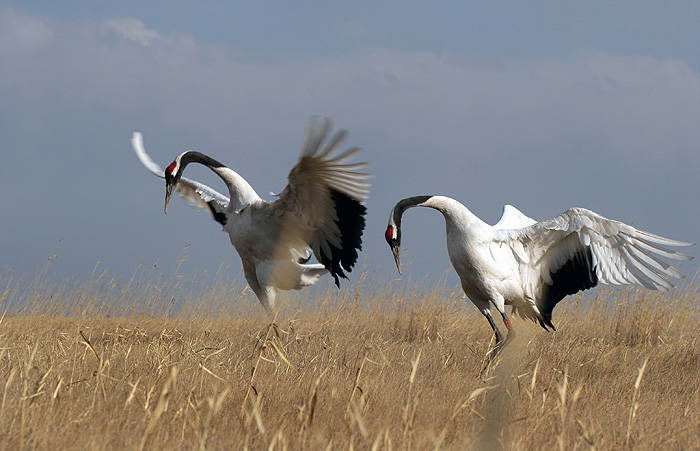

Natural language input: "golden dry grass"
[0,266,698,450]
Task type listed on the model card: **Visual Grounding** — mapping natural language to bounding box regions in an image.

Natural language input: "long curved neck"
[385,195,488,274]
[388,195,487,243]
[176,151,262,210]
[388,195,433,231]
[390,195,483,227]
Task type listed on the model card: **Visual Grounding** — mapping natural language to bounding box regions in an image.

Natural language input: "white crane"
[385,195,693,372]
[132,119,370,313]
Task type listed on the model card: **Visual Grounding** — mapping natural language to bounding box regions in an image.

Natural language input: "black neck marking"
[180,151,226,172]
[391,195,433,226]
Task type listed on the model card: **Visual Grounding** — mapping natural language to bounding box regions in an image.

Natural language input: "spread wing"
[496,207,693,328]
[272,119,371,286]
[131,132,229,224]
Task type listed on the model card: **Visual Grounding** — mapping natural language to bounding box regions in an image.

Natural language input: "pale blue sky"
[1,2,698,297]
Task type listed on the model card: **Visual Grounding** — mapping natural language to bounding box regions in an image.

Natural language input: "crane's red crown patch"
[384,225,394,244]
[165,161,178,177]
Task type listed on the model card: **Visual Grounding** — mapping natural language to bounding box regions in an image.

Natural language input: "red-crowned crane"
[132,119,370,313]
[385,195,694,373]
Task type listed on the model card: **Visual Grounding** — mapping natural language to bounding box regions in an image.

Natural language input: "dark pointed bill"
[384,224,402,275]
[392,244,402,275]
[164,182,176,214]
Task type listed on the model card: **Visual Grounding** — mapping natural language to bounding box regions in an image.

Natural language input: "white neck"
[420,196,488,234]
[210,166,262,211]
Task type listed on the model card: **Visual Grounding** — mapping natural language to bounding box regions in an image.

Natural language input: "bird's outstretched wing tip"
[131,131,166,178]
[131,131,145,149]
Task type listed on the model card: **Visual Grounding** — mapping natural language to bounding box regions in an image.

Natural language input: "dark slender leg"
[480,312,503,378]
[486,312,503,345]
[480,311,515,378]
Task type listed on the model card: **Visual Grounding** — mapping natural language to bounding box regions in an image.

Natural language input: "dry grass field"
[1,264,698,450]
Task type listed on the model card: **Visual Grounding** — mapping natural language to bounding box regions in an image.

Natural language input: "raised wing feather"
[272,119,371,286]
[498,207,693,328]
[131,132,230,221]
[132,132,166,178]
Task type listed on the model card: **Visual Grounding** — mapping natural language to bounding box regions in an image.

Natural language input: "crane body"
[133,119,370,313]
[385,195,693,373]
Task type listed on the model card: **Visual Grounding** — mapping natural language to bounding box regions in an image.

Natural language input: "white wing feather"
[131,132,165,178]
[497,207,693,300]
[272,120,371,265]
[493,205,537,230]
[131,132,230,214]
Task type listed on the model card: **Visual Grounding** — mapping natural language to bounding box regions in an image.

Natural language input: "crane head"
[164,160,180,214]
[384,224,402,274]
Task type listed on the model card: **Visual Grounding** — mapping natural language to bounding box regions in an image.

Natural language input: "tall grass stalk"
[0,266,697,449]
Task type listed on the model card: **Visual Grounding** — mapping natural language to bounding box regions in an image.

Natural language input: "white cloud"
[0,8,53,54]
[1,7,697,287]
[102,17,160,47]
[3,9,697,167]
[290,49,700,164]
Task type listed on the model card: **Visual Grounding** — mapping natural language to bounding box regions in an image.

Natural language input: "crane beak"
[391,244,402,275]
[164,182,175,214]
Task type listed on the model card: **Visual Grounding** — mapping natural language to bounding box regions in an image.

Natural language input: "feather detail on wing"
[131,132,230,224]
[496,207,693,328]
[273,119,371,286]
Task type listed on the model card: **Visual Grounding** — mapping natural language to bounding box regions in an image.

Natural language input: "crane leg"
[486,311,503,345]
[479,311,515,378]
[500,311,513,330]
[500,311,516,344]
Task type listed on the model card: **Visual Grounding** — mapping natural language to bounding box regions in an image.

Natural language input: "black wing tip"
[538,314,557,332]
[321,190,367,288]
[331,271,348,288]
